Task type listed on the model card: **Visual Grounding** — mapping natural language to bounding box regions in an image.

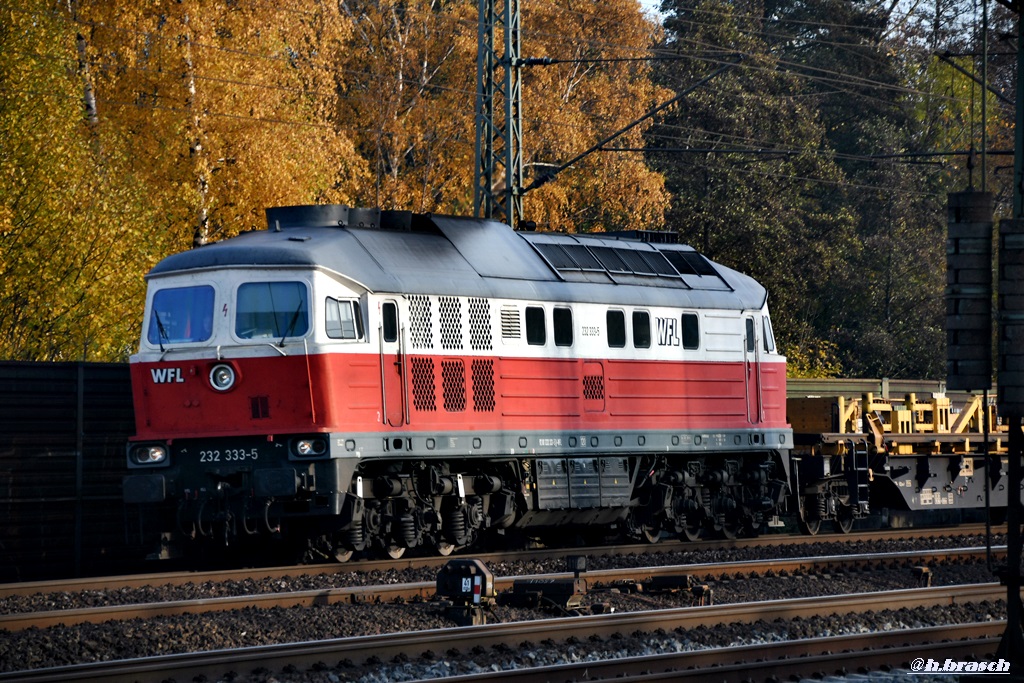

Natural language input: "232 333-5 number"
[199,448,259,463]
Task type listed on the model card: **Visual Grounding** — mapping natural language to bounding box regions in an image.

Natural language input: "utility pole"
[473,0,523,229]
[993,0,1024,669]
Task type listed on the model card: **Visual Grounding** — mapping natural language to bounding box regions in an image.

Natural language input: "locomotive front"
[124,208,371,559]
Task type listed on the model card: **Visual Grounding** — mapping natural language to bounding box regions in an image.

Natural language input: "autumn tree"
[2,0,373,361]
[516,0,671,231]
[77,0,368,247]
[335,0,671,230]
[335,0,480,212]
[0,2,160,360]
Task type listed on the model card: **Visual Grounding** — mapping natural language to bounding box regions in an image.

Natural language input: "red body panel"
[132,351,789,440]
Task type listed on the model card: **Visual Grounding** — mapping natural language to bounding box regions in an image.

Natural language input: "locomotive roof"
[147,206,768,310]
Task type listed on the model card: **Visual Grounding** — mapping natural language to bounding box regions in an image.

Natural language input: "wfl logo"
[656,317,680,346]
[150,367,185,384]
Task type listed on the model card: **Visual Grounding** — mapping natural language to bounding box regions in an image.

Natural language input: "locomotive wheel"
[641,525,661,544]
[720,520,739,540]
[834,505,855,534]
[680,520,702,542]
[797,516,821,536]
[385,544,406,559]
[435,540,456,556]
[334,547,354,563]
[743,519,762,538]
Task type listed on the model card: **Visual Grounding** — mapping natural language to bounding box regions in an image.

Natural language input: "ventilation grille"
[409,295,432,349]
[501,306,521,340]
[441,359,466,412]
[469,297,493,350]
[583,375,605,401]
[411,357,436,412]
[471,359,495,412]
[250,396,270,419]
[439,296,463,350]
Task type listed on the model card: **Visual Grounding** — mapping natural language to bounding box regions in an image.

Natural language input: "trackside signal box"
[436,558,495,626]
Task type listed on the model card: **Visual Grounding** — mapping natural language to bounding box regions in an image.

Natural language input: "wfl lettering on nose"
[150,368,185,383]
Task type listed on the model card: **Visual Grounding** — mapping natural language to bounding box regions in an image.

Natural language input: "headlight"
[130,444,168,465]
[294,437,328,457]
[209,363,236,391]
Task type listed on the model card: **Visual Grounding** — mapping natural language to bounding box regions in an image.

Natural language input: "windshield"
[147,285,215,345]
[236,281,309,340]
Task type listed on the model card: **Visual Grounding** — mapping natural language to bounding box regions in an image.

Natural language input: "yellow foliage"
[2,0,672,360]
[785,339,843,379]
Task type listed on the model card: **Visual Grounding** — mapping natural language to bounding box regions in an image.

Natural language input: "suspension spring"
[346,522,365,549]
[398,513,417,546]
[446,505,467,543]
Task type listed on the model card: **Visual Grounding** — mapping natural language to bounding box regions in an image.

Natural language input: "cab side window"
[326,298,363,340]
[382,302,399,343]
[763,317,776,352]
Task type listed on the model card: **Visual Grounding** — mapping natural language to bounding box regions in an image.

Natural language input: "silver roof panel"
[147,207,767,310]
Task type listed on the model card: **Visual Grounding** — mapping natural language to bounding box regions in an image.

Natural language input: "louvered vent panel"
[439,296,463,350]
[471,359,495,412]
[411,357,436,411]
[441,359,466,412]
[409,295,432,349]
[501,306,521,340]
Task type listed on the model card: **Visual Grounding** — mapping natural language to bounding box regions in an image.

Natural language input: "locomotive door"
[380,300,407,427]
[744,316,763,424]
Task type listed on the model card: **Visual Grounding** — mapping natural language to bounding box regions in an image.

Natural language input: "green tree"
[765,0,957,378]
[650,0,859,374]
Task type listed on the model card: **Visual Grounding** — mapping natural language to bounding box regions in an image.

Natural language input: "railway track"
[0,543,1004,630]
[431,621,1005,683]
[0,522,1001,598]
[1,584,1007,683]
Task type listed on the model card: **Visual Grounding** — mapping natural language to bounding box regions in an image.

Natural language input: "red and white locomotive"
[124,205,792,560]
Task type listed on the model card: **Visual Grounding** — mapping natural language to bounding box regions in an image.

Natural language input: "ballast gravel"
[0,534,1008,681]
[0,532,1002,614]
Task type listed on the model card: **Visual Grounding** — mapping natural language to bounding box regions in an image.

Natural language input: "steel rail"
[0,546,1005,632]
[0,584,1008,683]
[0,523,999,597]
[427,622,1005,682]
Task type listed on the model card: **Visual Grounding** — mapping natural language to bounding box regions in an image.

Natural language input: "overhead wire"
[0,0,1000,196]
[5,0,991,120]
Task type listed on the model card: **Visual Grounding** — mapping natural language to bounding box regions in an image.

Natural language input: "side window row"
[526,306,573,347]
[608,310,699,350]
[377,300,707,351]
